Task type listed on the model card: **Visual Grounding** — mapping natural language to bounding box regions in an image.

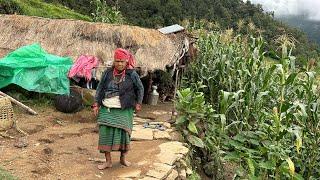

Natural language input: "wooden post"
[0,91,38,115]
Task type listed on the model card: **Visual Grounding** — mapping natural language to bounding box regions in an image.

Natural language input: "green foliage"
[90,0,124,24]
[0,167,18,180]
[0,0,21,14]
[177,28,320,179]
[0,0,91,21]
[43,0,93,16]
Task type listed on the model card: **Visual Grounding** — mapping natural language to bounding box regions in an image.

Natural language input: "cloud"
[247,0,320,21]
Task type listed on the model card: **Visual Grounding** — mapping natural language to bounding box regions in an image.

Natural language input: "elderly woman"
[92,48,144,170]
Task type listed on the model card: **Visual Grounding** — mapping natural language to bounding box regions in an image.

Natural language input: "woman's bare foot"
[97,162,112,170]
[120,156,131,167]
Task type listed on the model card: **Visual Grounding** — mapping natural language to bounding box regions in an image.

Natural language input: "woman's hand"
[135,104,142,112]
[92,103,99,116]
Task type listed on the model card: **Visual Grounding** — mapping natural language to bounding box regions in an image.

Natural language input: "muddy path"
[0,103,174,180]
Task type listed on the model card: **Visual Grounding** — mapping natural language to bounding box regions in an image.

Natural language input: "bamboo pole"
[0,91,38,115]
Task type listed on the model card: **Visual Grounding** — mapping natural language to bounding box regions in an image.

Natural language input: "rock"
[166,129,173,133]
[158,142,189,155]
[154,131,171,140]
[134,117,150,124]
[169,131,184,142]
[179,159,187,168]
[163,122,171,129]
[179,169,187,180]
[14,137,28,148]
[149,122,164,125]
[146,163,173,179]
[31,163,51,175]
[166,169,179,180]
[118,170,141,178]
[152,111,167,115]
[186,168,193,175]
[131,128,154,141]
[43,147,53,155]
[132,125,144,131]
[157,152,179,166]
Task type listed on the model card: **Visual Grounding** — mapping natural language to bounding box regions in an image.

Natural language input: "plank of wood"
[0,91,38,115]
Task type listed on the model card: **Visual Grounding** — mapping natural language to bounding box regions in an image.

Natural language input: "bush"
[0,0,22,14]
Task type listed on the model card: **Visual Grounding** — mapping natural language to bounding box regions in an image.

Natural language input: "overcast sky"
[248,0,320,21]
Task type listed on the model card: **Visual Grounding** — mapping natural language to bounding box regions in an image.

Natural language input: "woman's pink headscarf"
[114,48,135,69]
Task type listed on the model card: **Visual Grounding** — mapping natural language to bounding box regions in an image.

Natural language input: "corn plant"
[177,29,320,179]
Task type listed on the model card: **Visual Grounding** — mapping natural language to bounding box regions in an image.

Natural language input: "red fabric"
[113,68,126,81]
[68,55,99,81]
[114,48,136,69]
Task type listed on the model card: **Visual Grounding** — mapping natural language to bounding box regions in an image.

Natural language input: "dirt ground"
[0,102,174,180]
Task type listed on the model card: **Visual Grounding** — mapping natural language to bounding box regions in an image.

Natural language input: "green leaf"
[233,134,246,143]
[187,135,205,148]
[175,116,187,124]
[246,158,255,176]
[249,139,260,146]
[235,166,245,177]
[259,161,276,170]
[224,151,241,161]
[228,140,245,150]
[285,72,298,85]
[293,173,304,180]
[188,121,198,134]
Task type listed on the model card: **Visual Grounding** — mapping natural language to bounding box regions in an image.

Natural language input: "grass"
[0,167,18,180]
[12,0,92,21]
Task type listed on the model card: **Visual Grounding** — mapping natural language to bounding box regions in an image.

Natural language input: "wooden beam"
[0,91,38,115]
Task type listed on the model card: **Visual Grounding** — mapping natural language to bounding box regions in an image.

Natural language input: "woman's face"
[114,59,127,71]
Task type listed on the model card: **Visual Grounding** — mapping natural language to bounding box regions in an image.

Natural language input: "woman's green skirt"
[97,107,134,153]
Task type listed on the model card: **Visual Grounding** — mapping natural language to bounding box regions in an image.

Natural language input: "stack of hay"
[0,96,14,131]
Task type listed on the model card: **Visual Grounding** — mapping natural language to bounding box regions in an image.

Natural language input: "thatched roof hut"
[0,15,186,79]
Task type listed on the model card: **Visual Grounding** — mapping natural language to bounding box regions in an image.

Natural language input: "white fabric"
[102,96,121,108]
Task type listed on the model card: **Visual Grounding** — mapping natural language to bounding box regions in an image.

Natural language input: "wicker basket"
[0,97,14,131]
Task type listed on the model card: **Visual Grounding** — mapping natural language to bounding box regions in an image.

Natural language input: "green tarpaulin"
[0,44,72,94]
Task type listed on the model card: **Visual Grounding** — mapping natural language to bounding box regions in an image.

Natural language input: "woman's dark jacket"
[95,68,144,109]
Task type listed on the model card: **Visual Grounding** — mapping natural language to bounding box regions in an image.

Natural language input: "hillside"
[0,0,91,21]
[277,15,320,45]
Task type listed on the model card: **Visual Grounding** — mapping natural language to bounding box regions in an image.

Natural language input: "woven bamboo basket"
[0,97,14,131]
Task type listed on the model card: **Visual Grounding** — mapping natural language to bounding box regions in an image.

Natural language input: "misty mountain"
[276,15,320,44]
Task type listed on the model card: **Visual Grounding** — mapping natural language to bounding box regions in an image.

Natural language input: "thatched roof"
[0,15,185,78]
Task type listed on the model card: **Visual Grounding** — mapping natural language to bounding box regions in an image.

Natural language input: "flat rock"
[148,122,163,125]
[134,117,150,124]
[162,122,171,129]
[157,152,179,166]
[131,128,154,141]
[146,163,173,179]
[166,169,179,180]
[154,131,171,140]
[118,169,141,178]
[158,142,189,155]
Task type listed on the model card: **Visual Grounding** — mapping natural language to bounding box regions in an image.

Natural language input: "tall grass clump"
[176,28,320,179]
